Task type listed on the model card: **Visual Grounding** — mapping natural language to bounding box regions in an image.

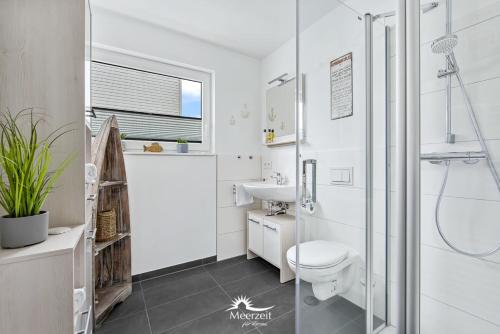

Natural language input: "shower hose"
[435,161,500,258]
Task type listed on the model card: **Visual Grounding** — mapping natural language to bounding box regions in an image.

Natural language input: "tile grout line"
[153,271,272,334]
[139,256,247,285]
[259,308,295,330]
[138,265,208,285]
[212,267,276,289]
[100,259,287,333]
[141,270,213,293]
[420,74,500,97]
[204,266,289,333]
[140,281,154,334]
[146,286,222,312]
[144,261,275,313]
[206,264,288,300]
[421,242,500,266]
[157,309,226,334]
[202,259,275,293]
[422,293,500,328]
[333,313,365,334]
[246,281,287,300]
[156,300,237,334]
[98,284,151,326]
[203,265,234,300]
[250,286,295,332]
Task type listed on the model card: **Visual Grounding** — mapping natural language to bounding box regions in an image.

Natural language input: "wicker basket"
[96,209,117,242]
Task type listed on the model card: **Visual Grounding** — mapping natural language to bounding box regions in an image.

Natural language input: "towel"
[234,183,254,207]
[85,163,97,184]
[73,287,86,314]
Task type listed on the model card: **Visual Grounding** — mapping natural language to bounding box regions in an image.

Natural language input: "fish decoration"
[143,142,163,153]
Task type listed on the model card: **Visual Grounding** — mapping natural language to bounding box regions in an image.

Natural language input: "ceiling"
[91,0,344,58]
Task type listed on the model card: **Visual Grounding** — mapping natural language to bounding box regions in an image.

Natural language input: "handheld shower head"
[431,34,458,55]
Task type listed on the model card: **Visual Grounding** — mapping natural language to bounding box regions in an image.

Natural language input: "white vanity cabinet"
[263,221,281,266]
[248,216,263,254]
[247,210,295,283]
[0,225,91,334]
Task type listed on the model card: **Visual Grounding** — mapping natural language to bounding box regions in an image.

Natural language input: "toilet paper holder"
[302,159,317,211]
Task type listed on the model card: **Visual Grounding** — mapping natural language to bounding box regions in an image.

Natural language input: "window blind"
[90,61,202,142]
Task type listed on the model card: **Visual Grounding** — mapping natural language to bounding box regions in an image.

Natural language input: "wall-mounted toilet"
[287,240,360,301]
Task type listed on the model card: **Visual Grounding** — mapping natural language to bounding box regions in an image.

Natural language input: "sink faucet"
[270,172,287,185]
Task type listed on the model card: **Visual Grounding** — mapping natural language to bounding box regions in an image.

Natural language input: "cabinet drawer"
[248,218,263,255]
[263,222,280,267]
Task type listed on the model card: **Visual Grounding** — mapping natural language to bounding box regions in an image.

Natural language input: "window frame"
[91,44,214,152]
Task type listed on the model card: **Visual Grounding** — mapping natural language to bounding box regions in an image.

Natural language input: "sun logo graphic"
[226,296,275,312]
[226,296,274,327]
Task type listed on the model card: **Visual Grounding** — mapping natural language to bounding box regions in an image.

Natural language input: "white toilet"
[287,240,360,301]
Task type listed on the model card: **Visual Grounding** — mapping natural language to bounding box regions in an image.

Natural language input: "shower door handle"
[302,159,317,209]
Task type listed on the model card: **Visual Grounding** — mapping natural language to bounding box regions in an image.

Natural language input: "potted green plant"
[176,138,188,153]
[0,110,72,248]
[120,133,128,151]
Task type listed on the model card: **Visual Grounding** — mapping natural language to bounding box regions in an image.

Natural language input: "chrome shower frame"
[445,0,455,143]
[372,2,439,21]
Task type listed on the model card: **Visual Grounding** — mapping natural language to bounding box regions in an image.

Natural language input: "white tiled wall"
[385,0,500,332]
[261,3,390,319]
[263,0,500,331]
[216,154,261,260]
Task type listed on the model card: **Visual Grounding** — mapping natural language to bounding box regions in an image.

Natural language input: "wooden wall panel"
[0,0,85,227]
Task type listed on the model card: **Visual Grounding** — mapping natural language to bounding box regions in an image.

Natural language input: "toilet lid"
[287,240,349,268]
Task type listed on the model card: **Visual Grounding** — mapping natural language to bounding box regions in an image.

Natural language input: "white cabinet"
[248,217,263,254]
[0,225,89,334]
[247,210,295,283]
[263,222,280,267]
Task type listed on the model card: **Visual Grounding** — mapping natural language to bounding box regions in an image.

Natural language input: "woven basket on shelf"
[96,209,117,242]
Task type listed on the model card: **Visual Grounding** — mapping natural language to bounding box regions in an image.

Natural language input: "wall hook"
[240,103,250,119]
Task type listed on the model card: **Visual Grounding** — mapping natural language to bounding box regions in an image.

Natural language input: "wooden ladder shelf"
[90,116,132,325]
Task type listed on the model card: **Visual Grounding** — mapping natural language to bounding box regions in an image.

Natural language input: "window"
[90,58,211,149]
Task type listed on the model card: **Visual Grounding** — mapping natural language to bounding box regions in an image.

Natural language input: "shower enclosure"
[294,1,393,333]
[294,0,500,333]
[415,0,500,332]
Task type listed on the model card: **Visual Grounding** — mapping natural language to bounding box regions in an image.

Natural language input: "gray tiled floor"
[96,256,384,334]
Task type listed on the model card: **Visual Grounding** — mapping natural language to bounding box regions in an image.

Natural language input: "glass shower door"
[417,0,500,333]
[295,1,391,333]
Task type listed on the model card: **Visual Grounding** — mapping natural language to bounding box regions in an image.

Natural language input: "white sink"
[243,182,296,202]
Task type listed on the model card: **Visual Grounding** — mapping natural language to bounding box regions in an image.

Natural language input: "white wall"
[92,7,262,155]
[124,154,216,275]
[370,0,500,331]
[409,0,500,332]
[261,4,390,316]
[216,154,261,260]
[263,0,500,331]
[92,7,262,271]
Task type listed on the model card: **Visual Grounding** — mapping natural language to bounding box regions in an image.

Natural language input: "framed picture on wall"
[330,52,353,120]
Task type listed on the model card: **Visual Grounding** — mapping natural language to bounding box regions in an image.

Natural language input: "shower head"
[431,34,458,55]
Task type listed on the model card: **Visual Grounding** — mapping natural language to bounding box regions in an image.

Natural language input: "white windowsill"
[123,150,215,157]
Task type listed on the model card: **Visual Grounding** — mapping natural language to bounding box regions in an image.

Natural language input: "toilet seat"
[287,240,349,269]
[286,240,360,301]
